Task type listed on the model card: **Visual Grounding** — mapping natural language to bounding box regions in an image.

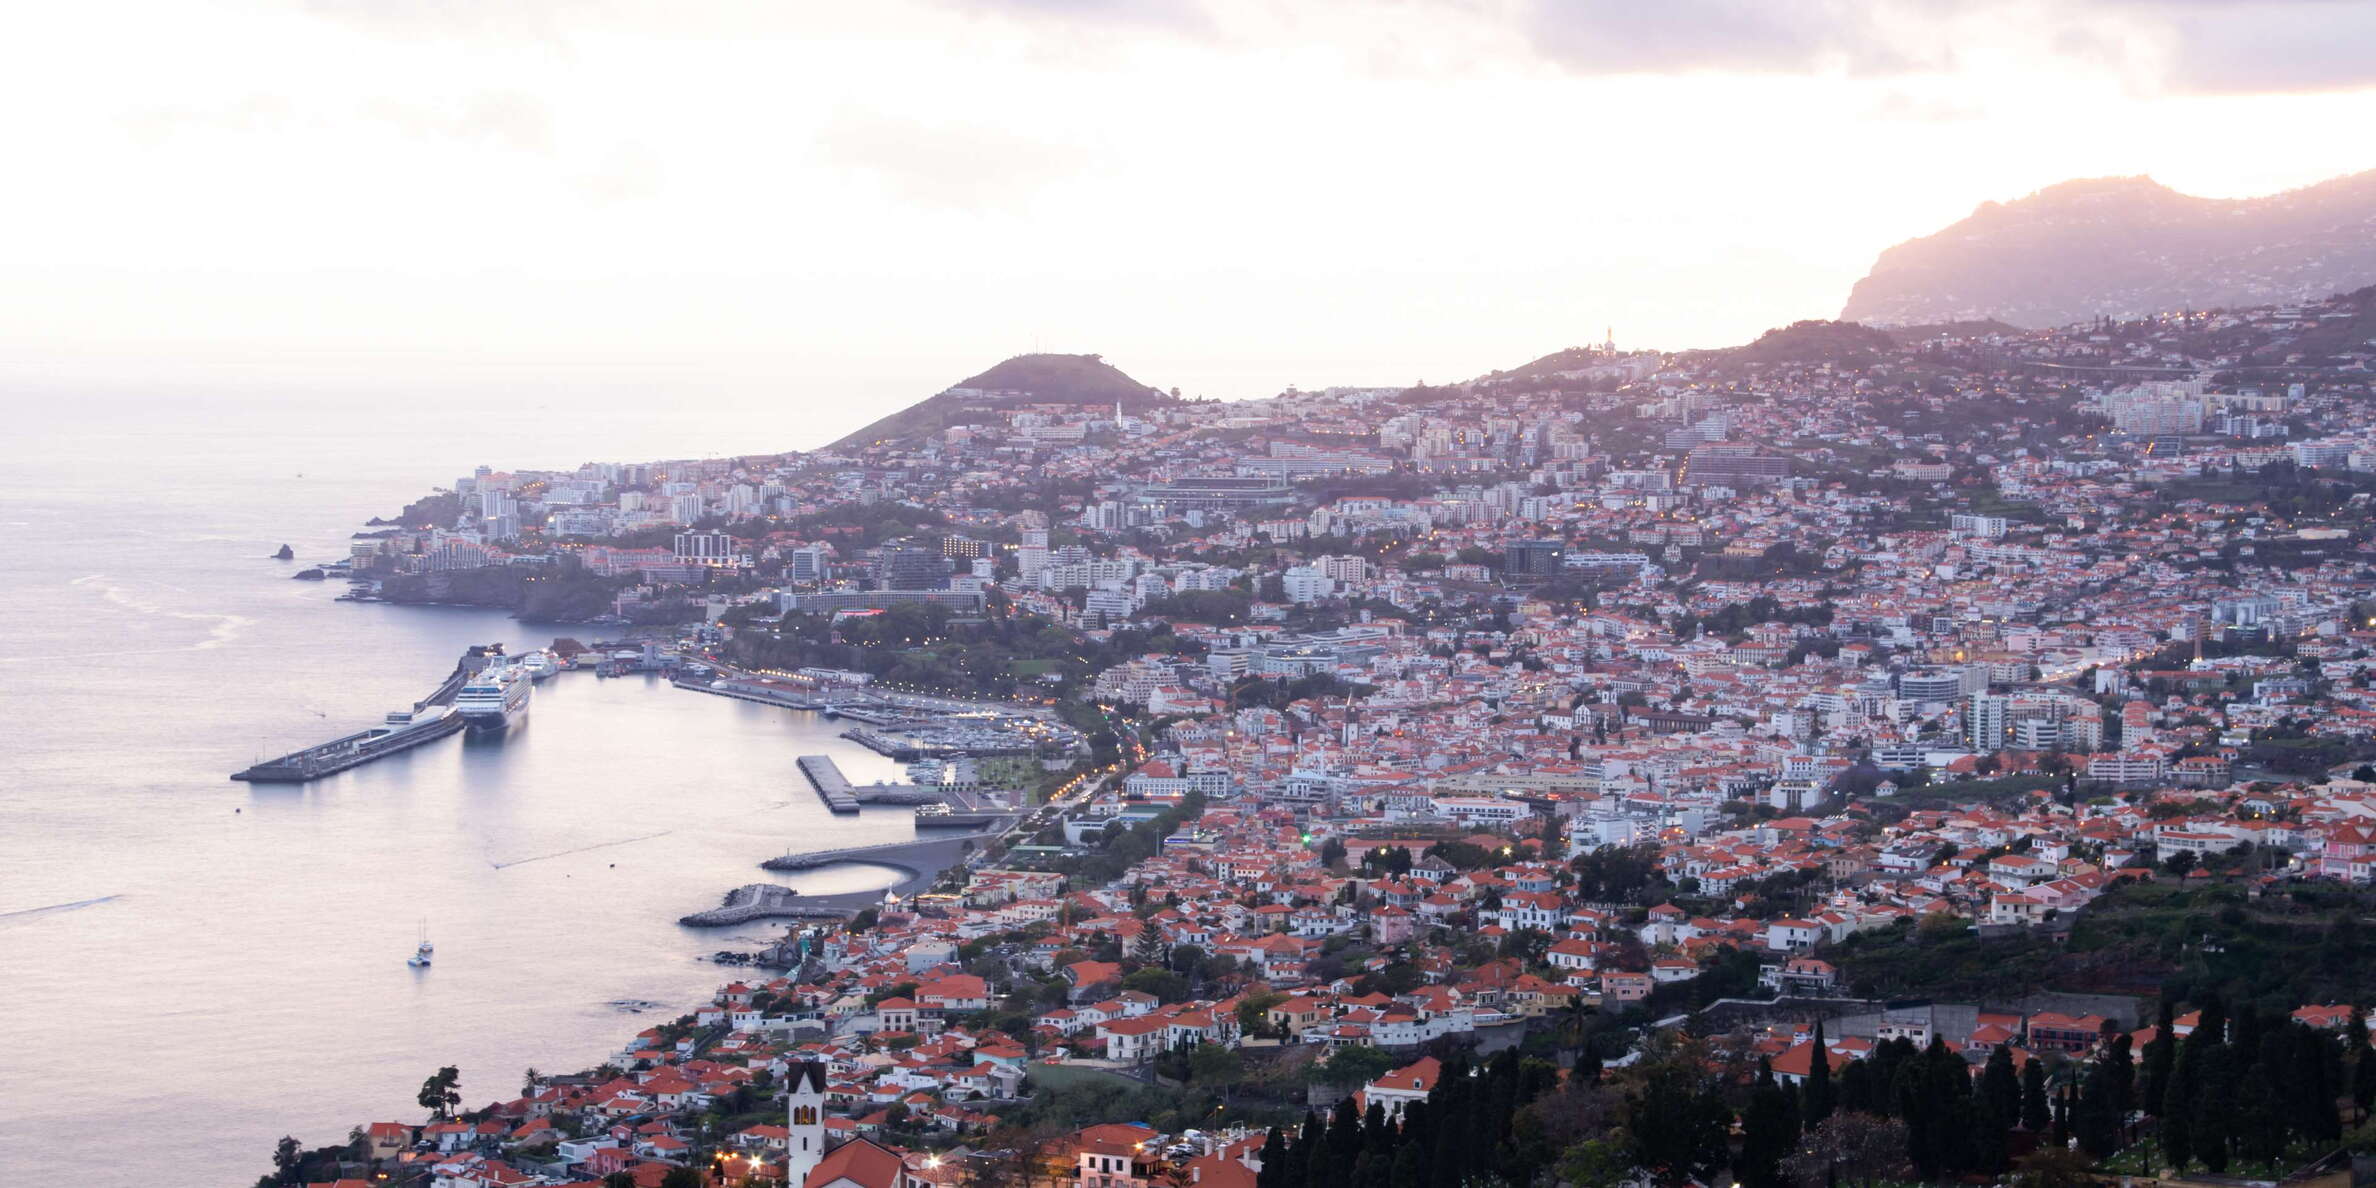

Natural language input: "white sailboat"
[408,923,434,967]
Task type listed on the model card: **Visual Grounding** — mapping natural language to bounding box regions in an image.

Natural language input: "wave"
[488,830,675,870]
[70,574,255,650]
[0,894,123,923]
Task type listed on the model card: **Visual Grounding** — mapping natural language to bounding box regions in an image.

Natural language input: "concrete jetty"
[796,755,864,813]
[758,832,1002,872]
[231,648,485,782]
[794,754,965,811]
[677,884,851,927]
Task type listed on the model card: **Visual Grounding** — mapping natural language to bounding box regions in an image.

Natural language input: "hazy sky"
[8,0,2376,440]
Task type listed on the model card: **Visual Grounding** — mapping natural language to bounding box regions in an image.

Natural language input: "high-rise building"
[673,531,740,567]
[1964,693,2010,752]
[878,543,952,590]
[786,543,831,583]
[1504,540,1565,577]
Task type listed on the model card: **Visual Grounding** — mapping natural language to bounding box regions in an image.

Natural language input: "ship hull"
[461,702,527,734]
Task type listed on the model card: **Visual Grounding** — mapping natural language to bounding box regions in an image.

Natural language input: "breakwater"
[758,833,1001,873]
[677,884,850,927]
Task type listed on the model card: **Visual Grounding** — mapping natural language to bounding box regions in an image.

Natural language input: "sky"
[6,0,2376,444]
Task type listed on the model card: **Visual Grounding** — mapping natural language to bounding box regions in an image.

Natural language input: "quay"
[796,755,864,813]
[231,648,488,782]
[795,753,980,812]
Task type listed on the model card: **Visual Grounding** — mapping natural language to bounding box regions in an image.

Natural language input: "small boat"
[409,925,434,967]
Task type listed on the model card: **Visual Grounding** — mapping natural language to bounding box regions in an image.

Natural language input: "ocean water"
[0,392,917,1184]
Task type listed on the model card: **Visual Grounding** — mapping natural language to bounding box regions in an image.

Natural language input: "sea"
[0,389,921,1184]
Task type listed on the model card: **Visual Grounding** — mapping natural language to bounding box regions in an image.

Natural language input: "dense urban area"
[269,289,2376,1188]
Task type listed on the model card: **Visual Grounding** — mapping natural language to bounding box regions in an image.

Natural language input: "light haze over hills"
[1842,169,2376,329]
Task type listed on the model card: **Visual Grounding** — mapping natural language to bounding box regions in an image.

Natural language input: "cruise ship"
[455,659,531,734]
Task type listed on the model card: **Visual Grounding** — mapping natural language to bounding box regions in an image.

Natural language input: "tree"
[660,1167,704,1188]
[2353,1007,2376,1114]
[1313,1045,1398,1089]
[1803,1016,1835,1127]
[2020,1057,2051,1132]
[1981,1044,2022,1162]
[1189,1043,1245,1103]
[1735,1061,1801,1188]
[1256,1127,1290,1188]
[2162,1044,2197,1169]
[417,1066,461,1121]
[2140,1002,2176,1117]
[2234,1061,2286,1167]
[1131,921,1168,965]
[1625,1052,1732,1186]
[1782,1112,1909,1188]
[271,1136,301,1183]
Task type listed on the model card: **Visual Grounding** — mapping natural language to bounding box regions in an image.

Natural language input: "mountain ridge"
[1841,168,2376,329]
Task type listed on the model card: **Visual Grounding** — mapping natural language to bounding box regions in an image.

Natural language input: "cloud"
[1867,90,1985,123]
[1519,0,1950,77]
[1509,0,2376,94]
[301,0,594,44]
[359,91,555,152]
[2096,0,2376,95]
[928,0,1217,36]
[813,110,1100,213]
[121,94,294,144]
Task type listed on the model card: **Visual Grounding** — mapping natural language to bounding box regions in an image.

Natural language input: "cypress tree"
[2347,1007,2372,1112]
[1736,1061,1796,1188]
[1976,1045,2019,1172]
[1804,1017,1835,1127]
[2233,1062,2286,1167]
[1257,1127,1289,1188]
[1388,1144,1424,1188]
[1300,1112,1330,1188]
[2192,1043,2236,1174]
[1837,1057,1871,1115]
[1981,1045,2021,1129]
[2020,1058,2050,1132]
[2141,1002,2176,1117]
[2076,1063,2118,1159]
[2107,1033,2135,1126]
[2357,1027,2376,1114]
[2163,1044,2197,1170]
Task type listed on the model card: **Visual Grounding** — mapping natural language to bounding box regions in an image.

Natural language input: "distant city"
[263,288,2376,1188]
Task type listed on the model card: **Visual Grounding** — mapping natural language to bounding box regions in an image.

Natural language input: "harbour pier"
[758,832,1004,872]
[231,648,490,783]
[796,755,865,813]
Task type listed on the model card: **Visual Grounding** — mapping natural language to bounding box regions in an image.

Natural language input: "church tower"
[785,1059,828,1187]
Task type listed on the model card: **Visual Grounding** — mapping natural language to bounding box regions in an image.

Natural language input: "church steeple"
[786,1059,829,1187]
